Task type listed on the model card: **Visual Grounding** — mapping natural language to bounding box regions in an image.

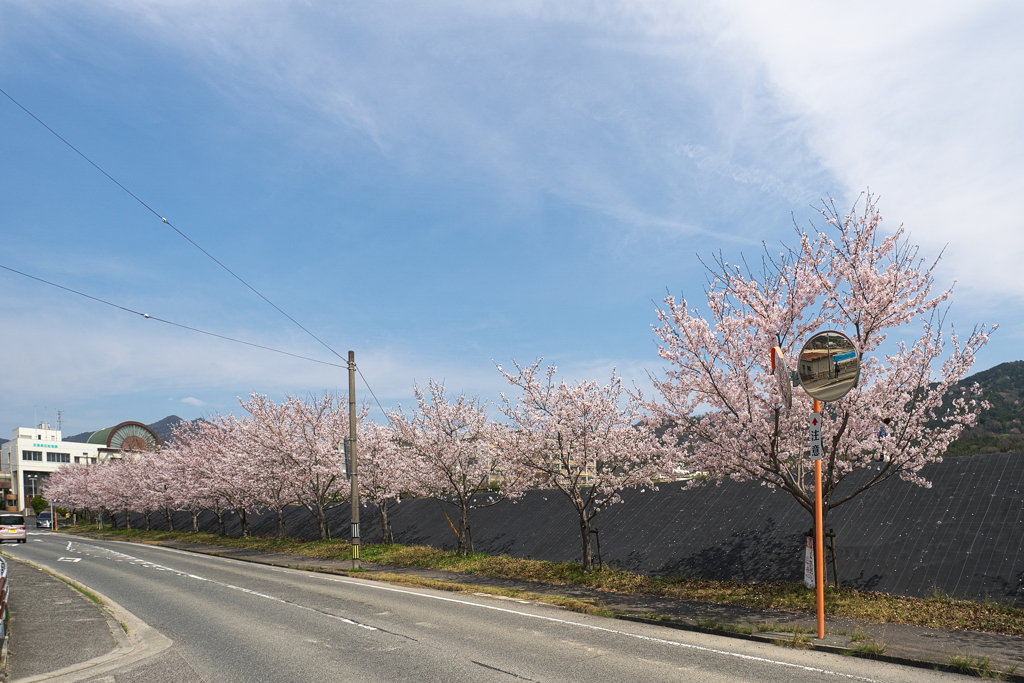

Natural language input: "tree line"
[45,193,994,571]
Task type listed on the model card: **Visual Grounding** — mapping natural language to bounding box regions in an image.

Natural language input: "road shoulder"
[2,553,172,683]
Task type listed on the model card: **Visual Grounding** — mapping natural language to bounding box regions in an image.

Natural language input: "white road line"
[71,541,878,680]
[64,541,377,631]
[318,576,879,682]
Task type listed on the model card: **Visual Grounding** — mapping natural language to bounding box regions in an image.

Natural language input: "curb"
[616,615,1024,682]
[1,554,172,683]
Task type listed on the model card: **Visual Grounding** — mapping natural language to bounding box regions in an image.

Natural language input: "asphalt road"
[6,532,968,683]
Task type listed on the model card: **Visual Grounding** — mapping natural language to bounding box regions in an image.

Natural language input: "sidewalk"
[132,537,1024,678]
[4,556,120,681]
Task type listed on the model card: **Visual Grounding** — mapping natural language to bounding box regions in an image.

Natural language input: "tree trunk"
[239,509,250,538]
[191,509,200,533]
[216,509,226,536]
[275,507,286,539]
[124,509,132,530]
[379,501,392,544]
[144,511,152,531]
[165,508,176,532]
[457,503,469,555]
[308,503,331,540]
[319,506,331,540]
[579,515,593,571]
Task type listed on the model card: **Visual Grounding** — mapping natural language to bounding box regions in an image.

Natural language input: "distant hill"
[63,415,198,446]
[945,360,1024,456]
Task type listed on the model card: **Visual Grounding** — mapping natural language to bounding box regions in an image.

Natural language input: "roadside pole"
[794,330,862,641]
[348,350,361,569]
[812,401,824,639]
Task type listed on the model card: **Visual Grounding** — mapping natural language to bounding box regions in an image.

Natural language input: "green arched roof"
[86,422,159,449]
[87,427,113,445]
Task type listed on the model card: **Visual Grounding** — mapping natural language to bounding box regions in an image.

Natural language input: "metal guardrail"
[0,555,8,642]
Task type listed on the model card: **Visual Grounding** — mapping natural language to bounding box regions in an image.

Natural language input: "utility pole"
[348,350,361,569]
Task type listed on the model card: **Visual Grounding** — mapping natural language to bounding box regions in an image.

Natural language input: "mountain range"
[61,415,195,446]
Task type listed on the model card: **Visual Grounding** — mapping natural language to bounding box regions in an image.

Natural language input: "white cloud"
[705,0,1024,304]
[179,397,205,406]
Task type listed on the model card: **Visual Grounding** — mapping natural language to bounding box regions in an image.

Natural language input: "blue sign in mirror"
[797,330,860,402]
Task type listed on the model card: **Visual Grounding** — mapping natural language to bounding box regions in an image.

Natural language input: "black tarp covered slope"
[134,451,1024,605]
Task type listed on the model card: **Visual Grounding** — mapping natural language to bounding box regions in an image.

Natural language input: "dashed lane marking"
[64,541,378,632]
[317,575,880,682]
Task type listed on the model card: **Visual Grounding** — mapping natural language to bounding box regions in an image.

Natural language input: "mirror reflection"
[798,331,860,402]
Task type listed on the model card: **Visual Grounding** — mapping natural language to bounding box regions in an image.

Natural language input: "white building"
[0,421,159,512]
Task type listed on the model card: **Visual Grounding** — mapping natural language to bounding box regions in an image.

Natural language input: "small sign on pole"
[809,412,823,461]
[771,346,793,410]
[804,536,815,588]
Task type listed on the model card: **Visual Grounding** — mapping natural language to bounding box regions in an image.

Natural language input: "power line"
[0,86,393,420]
[0,87,339,359]
[0,264,346,369]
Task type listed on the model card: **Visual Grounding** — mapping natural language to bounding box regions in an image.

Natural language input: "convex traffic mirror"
[797,330,860,402]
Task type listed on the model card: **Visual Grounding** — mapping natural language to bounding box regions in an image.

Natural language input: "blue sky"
[0,1,1021,437]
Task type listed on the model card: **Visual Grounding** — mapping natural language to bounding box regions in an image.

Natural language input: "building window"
[21,451,42,462]
[47,452,70,463]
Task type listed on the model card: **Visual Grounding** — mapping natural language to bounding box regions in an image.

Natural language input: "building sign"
[33,443,59,449]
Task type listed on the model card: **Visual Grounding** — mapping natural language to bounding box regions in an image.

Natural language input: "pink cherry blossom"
[649,192,993,527]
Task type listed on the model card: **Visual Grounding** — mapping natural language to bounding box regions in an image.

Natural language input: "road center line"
[66,542,377,631]
[318,576,878,682]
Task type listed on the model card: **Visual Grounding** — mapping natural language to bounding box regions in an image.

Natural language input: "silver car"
[36,511,53,529]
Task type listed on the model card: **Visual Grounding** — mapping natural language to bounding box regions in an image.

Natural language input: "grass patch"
[67,525,354,561]
[948,655,1005,679]
[855,641,887,656]
[694,618,752,635]
[73,530,1024,636]
[120,622,129,634]
[849,628,869,642]
[772,632,812,649]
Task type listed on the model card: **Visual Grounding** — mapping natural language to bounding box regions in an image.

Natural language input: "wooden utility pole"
[348,350,361,569]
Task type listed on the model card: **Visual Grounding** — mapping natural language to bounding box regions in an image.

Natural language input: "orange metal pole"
[813,398,825,639]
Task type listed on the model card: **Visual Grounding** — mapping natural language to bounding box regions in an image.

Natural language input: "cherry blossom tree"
[357,421,416,544]
[243,392,355,540]
[649,193,993,528]
[496,361,668,570]
[140,448,179,532]
[391,381,524,555]
[229,400,304,539]
[43,463,97,522]
[98,458,144,530]
[196,416,266,538]
[158,424,223,533]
